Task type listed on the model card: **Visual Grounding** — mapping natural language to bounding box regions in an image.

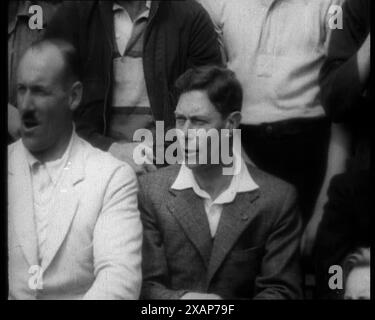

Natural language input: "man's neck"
[192,164,233,201]
[31,126,73,164]
[116,1,147,21]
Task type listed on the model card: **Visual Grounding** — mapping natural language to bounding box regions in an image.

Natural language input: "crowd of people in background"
[8,0,371,300]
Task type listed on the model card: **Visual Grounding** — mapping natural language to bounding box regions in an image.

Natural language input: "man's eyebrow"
[32,82,51,89]
[190,115,209,121]
[29,84,45,90]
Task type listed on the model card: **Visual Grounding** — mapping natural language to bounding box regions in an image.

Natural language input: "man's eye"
[34,89,48,95]
[17,86,26,94]
[192,119,206,125]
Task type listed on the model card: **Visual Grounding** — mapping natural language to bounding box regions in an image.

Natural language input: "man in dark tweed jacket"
[139,66,303,300]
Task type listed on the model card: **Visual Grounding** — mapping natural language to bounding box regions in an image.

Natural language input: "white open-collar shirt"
[172,154,259,237]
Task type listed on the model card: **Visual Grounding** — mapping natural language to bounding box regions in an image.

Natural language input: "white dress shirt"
[23,131,75,263]
[172,155,259,237]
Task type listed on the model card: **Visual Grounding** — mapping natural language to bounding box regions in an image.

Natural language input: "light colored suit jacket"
[139,165,303,299]
[8,133,142,300]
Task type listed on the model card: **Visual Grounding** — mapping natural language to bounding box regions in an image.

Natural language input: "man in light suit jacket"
[139,66,303,299]
[8,38,142,300]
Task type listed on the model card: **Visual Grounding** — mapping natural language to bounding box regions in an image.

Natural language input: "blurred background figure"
[45,0,222,175]
[303,0,371,298]
[8,1,62,142]
[303,0,371,258]
[343,247,370,300]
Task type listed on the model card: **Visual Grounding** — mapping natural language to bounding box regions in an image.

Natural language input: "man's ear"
[225,111,242,130]
[69,81,83,112]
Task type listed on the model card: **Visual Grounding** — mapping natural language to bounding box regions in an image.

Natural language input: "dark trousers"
[240,117,330,225]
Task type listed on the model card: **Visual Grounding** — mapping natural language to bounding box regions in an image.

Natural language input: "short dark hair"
[175,66,243,117]
[26,38,81,84]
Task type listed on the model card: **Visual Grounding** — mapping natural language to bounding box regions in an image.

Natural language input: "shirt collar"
[171,153,259,204]
[113,1,151,19]
[23,129,76,184]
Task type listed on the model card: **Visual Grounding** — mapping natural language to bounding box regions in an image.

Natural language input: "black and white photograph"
[5,0,372,307]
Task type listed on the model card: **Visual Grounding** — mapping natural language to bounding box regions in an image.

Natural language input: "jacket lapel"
[8,141,39,267]
[41,136,85,271]
[167,188,213,268]
[207,190,261,284]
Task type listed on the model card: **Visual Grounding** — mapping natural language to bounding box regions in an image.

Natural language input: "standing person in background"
[302,0,370,258]
[8,0,62,142]
[197,0,343,227]
[307,0,371,299]
[45,0,222,174]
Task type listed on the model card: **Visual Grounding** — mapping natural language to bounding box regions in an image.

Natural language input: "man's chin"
[184,162,201,170]
[183,153,199,167]
[21,136,46,154]
[184,156,211,170]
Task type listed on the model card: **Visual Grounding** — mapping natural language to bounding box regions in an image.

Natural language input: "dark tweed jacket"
[138,164,303,300]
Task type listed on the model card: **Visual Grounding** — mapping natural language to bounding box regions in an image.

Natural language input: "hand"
[180,292,223,300]
[108,142,157,175]
[301,212,323,257]
[8,103,21,140]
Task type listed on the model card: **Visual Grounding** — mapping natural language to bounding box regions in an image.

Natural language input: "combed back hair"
[343,247,370,286]
[26,38,81,84]
[175,66,243,118]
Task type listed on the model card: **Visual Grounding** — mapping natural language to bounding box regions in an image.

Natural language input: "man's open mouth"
[22,118,40,129]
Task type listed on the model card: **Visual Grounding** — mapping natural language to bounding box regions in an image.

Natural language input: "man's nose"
[181,120,193,137]
[18,90,34,112]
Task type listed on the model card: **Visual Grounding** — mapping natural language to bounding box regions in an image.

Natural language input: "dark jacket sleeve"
[314,171,370,299]
[186,1,223,68]
[314,174,352,299]
[254,186,303,299]
[138,177,188,300]
[319,0,370,123]
[45,1,115,151]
